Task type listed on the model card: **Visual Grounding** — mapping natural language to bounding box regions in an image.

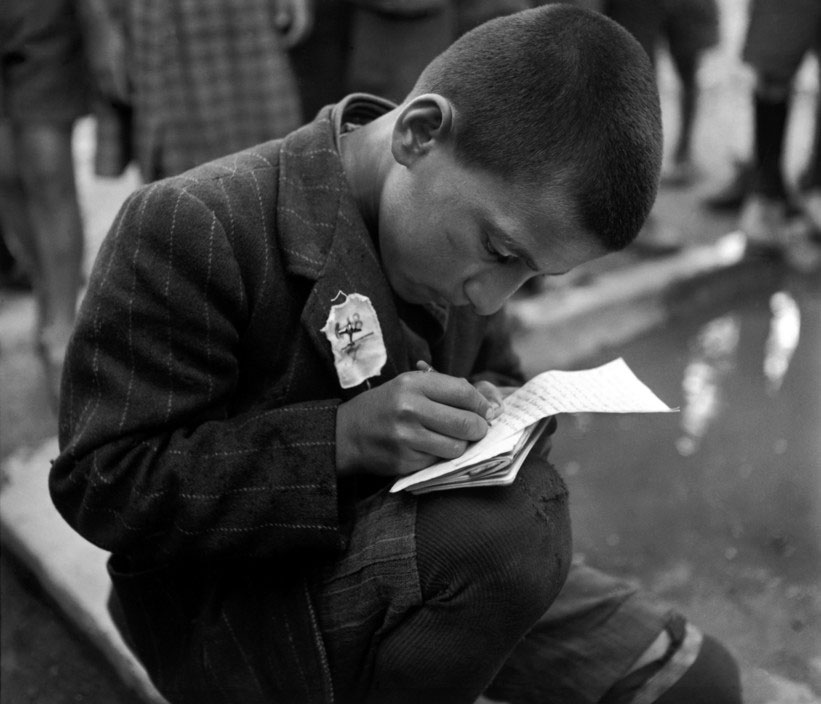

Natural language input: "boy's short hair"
[411,4,662,251]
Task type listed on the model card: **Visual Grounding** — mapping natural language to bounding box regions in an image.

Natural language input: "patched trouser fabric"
[312,454,572,703]
[311,454,697,704]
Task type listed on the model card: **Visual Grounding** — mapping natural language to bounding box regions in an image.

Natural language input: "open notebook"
[391,358,676,495]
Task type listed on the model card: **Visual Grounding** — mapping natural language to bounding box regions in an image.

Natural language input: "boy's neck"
[339,110,398,236]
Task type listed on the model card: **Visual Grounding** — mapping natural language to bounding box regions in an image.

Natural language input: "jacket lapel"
[277,110,410,398]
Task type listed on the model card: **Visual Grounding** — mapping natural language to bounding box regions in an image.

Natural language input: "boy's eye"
[484,237,514,264]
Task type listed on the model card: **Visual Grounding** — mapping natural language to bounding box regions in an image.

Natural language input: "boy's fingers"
[416,372,494,420]
[409,429,470,462]
[416,401,489,443]
[473,380,504,419]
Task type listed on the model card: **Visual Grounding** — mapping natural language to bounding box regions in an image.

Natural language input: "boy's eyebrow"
[489,224,540,272]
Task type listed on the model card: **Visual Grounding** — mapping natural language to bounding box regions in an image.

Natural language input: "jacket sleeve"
[50,181,345,564]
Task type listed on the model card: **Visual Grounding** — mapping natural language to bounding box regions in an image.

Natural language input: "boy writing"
[51,6,742,703]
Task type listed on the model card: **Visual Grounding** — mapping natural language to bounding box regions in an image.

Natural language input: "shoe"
[661,159,700,188]
[703,160,752,212]
[738,195,789,255]
[631,215,684,256]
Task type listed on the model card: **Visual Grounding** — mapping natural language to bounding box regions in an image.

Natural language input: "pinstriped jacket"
[50,97,524,702]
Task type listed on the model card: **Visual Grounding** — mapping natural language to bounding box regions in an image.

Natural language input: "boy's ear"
[391,94,455,165]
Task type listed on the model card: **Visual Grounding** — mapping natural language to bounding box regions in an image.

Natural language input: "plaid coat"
[96,0,301,180]
[51,99,523,703]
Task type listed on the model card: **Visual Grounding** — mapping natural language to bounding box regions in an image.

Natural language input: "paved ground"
[1,1,819,701]
[0,550,144,704]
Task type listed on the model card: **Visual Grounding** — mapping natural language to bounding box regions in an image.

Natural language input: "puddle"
[544,272,821,686]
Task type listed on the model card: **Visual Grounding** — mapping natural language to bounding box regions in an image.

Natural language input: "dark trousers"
[314,454,572,703]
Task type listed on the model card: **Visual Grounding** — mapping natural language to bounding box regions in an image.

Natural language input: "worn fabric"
[315,451,571,702]
[96,0,301,180]
[742,0,821,83]
[0,0,90,122]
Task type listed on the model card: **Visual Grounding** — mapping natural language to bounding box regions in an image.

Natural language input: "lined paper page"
[391,358,674,493]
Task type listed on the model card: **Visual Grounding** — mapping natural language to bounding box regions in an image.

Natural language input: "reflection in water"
[675,290,802,456]
[763,291,801,395]
[676,315,740,456]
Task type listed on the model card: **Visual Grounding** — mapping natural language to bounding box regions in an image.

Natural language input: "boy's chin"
[397,290,438,307]
[393,279,439,306]
[390,273,462,308]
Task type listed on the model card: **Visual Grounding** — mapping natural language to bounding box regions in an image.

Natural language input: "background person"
[289,0,529,118]
[736,0,821,254]
[0,0,90,403]
[78,0,307,182]
[605,0,720,188]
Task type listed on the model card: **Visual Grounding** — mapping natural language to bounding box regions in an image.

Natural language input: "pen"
[416,360,435,373]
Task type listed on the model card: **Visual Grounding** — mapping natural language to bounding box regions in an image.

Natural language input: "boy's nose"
[465,269,531,316]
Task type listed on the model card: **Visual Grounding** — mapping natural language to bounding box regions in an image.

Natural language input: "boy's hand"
[472,380,513,417]
[335,371,496,477]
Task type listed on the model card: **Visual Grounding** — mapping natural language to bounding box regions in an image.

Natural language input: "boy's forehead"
[429,146,605,269]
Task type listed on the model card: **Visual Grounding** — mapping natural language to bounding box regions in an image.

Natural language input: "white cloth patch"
[322,293,387,389]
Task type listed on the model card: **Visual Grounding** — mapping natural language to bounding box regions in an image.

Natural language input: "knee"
[482,506,572,625]
[415,456,571,624]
